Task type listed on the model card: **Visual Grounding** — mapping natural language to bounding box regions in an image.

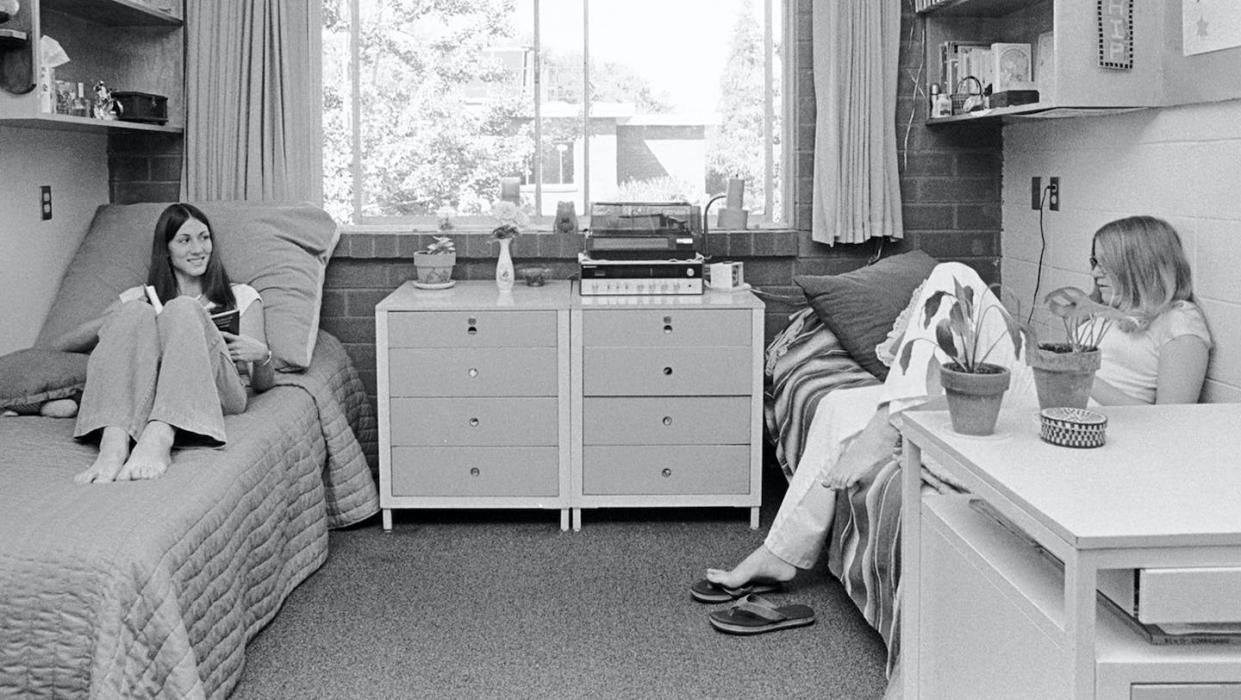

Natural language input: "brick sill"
[333,229,800,260]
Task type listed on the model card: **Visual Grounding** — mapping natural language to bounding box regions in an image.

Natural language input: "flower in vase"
[490,201,528,241]
[435,205,456,231]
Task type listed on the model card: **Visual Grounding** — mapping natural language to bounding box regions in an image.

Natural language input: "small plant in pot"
[1028,286,1137,409]
[413,236,456,286]
[898,277,1025,436]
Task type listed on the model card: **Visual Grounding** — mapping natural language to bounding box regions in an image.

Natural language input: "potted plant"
[413,236,456,287]
[1027,286,1136,409]
[898,277,1025,436]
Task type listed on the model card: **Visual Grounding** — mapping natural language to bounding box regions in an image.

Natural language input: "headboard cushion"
[34,201,339,371]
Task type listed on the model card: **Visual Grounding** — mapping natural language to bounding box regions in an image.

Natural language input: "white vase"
[495,237,515,293]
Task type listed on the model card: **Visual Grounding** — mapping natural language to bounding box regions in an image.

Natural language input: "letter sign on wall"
[1098,0,1134,70]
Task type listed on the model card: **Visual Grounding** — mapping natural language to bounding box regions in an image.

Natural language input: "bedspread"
[0,332,378,699]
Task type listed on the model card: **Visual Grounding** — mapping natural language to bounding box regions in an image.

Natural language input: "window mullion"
[349,0,363,225]
[763,0,774,224]
[533,0,543,218]
[581,0,590,213]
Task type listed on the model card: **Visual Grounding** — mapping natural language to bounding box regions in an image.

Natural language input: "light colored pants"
[764,262,1038,568]
[74,297,246,445]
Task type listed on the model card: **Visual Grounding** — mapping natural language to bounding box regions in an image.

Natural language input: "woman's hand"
[220,331,269,365]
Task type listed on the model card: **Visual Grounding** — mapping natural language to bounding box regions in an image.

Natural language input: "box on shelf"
[113,91,168,125]
[990,90,1039,108]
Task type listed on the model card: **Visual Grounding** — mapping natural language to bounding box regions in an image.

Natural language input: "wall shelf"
[2,113,181,133]
[41,0,181,26]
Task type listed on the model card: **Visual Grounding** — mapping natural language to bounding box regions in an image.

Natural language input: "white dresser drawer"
[582,347,752,396]
[387,310,557,347]
[390,398,558,446]
[582,397,750,445]
[390,446,559,497]
[581,445,750,495]
[581,309,751,347]
[389,347,557,397]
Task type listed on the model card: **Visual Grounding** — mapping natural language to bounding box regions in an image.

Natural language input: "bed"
[0,202,380,698]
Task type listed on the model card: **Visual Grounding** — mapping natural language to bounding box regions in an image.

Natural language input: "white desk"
[900,404,1241,699]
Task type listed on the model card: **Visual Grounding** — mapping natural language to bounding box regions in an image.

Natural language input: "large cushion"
[0,348,89,414]
[34,202,339,371]
[794,250,938,380]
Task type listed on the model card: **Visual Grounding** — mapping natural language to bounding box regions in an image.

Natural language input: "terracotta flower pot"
[413,251,455,285]
[1029,343,1101,410]
[939,362,1011,436]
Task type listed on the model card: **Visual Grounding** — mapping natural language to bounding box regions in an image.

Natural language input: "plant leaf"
[935,318,960,367]
[922,291,950,328]
[897,337,916,372]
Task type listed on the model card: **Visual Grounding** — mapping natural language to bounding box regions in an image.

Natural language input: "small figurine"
[92,81,122,120]
[553,201,578,234]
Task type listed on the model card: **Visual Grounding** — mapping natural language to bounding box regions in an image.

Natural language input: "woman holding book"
[58,203,275,484]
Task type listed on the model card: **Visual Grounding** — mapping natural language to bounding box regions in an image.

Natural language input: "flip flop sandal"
[707,594,815,635]
[690,578,783,604]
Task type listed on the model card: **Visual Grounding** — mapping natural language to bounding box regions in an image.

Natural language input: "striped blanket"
[763,307,904,670]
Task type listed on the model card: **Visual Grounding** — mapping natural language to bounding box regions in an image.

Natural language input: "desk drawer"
[582,445,749,495]
[387,311,556,348]
[582,397,749,444]
[390,446,558,496]
[581,309,750,347]
[389,348,557,396]
[390,398,558,446]
[583,347,752,395]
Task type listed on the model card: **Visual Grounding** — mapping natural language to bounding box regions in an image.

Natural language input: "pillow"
[794,250,938,380]
[0,348,89,414]
[34,201,339,371]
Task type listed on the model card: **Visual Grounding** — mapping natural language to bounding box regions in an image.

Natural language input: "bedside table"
[569,283,766,530]
[375,281,573,531]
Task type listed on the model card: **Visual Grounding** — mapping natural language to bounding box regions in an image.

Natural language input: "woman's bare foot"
[75,426,131,484]
[118,421,175,481]
[706,544,798,590]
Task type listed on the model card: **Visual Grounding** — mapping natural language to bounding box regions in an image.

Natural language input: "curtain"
[811,1,903,245]
[183,1,322,203]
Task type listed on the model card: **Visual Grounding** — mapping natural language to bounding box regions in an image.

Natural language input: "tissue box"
[113,92,168,125]
[706,262,744,290]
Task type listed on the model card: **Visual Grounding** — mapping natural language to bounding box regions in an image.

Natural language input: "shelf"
[0,28,28,46]
[927,103,1149,125]
[41,0,181,27]
[0,114,181,133]
[916,0,1034,17]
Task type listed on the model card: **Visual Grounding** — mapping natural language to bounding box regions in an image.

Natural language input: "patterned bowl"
[1039,407,1107,448]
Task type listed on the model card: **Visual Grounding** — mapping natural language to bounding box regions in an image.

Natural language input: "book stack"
[939,40,991,95]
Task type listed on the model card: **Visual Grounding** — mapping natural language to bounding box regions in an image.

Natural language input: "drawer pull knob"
[662,367,673,376]
[662,416,673,426]
[470,467,481,477]
[663,324,673,333]
[467,326,478,335]
[468,368,479,378]
[469,418,480,427]
[467,317,478,335]
[661,468,673,478]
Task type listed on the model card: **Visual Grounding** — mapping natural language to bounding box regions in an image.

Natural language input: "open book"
[144,285,240,334]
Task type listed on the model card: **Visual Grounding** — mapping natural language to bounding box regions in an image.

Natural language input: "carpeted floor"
[231,466,890,699]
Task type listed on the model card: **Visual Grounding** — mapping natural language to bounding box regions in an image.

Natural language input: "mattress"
[0,331,378,699]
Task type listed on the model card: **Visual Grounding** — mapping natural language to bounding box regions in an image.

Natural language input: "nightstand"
[375,281,573,531]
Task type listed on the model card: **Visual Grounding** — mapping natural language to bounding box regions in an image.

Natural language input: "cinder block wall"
[107,1,1004,406]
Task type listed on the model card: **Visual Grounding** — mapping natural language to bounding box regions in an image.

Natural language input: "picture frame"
[990,42,1036,93]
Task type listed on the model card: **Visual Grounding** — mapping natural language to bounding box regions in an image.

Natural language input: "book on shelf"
[144,285,240,334]
[939,40,990,94]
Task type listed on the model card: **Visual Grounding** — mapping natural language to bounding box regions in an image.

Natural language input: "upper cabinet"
[919,0,1240,124]
[0,0,183,133]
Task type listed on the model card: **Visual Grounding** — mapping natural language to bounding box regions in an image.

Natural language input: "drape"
[811,0,903,245]
[183,1,323,203]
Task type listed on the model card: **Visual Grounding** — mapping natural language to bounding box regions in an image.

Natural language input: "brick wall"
[108,0,1004,405]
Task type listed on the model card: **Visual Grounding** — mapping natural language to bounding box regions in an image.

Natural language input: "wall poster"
[1184,0,1241,56]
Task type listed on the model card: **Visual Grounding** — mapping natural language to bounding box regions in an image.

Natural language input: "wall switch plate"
[1048,177,1060,211]
[1030,177,1042,210]
[40,185,52,220]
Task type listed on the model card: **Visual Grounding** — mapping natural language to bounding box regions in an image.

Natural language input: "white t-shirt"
[1094,301,1212,404]
[119,283,261,318]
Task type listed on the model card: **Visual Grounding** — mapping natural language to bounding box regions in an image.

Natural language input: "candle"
[726,178,745,209]
[500,177,521,204]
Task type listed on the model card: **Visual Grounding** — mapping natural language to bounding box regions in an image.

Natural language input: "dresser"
[900,404,1241,699]
[570,284,766,531]
[375,281,572,531]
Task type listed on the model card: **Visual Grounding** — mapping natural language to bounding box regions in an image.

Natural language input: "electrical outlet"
[1048,177,1060,211]
[40,185,52,221]
[1030,177,1042,210]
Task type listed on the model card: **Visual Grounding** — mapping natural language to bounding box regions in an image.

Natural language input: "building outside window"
[322,0,786,230]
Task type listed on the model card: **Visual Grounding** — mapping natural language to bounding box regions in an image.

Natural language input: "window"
[323,0,787,230]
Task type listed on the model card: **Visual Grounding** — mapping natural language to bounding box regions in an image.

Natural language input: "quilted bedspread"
[0,332,378,699]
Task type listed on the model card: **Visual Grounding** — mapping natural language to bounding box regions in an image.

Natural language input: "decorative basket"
[951,76,985,115]
[1039,407,1107,449]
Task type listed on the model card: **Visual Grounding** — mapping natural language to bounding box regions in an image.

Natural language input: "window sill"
[332,229,800,260]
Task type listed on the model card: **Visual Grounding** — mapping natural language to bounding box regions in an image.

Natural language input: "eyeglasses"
[1089,255,1101,270]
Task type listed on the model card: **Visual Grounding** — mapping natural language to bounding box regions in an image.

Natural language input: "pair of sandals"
[690,579,816,635]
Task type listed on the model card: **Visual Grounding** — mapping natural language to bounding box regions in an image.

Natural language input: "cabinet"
[375,281,573,532]
[0,0,183,133]
[569,285,765,531]
[900,405,1241,698]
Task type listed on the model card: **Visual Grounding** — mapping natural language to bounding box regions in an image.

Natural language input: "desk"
[900,404,1241,699]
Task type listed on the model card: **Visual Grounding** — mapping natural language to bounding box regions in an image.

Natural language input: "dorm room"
[3,0,1241,698]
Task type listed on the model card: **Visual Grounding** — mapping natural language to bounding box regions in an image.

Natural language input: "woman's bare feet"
[75,426,131,484]
[117,421,175,481]
[706,544,798,590]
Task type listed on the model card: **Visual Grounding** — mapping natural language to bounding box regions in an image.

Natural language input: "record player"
[584,201,700,260]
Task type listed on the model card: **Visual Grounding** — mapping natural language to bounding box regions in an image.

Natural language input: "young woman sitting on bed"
[49,203,276,484]
[698,214,1212,598]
